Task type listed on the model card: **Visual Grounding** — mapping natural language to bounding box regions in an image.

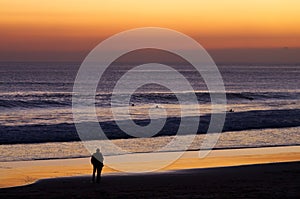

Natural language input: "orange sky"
[1,0,300,62]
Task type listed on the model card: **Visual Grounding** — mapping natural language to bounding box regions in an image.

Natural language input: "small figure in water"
[229,109,234,112]
[91,148,104,183]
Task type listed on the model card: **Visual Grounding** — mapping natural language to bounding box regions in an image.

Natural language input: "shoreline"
[1,143,299,163]
[1,145,300,188]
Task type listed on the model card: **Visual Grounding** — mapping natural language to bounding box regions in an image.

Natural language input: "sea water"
[0,62,299,161]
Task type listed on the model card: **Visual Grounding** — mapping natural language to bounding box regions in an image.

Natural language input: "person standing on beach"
[91,148,104,183]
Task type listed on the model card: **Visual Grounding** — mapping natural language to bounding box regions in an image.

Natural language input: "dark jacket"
[91,152,104,167]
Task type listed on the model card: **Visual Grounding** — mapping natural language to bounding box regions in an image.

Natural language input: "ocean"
[0,62,299,161]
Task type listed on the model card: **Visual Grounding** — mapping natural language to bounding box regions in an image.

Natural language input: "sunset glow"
[1,0,300,61]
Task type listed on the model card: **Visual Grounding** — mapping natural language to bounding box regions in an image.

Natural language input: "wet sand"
[0,161,299,199]
[0,146,300,188]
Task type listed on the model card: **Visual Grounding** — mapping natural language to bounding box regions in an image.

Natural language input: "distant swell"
[0,99,69,108]
[0,91,299,109]
[0,109,299,144]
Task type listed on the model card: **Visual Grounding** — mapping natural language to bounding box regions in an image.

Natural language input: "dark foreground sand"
[1,162,299,199]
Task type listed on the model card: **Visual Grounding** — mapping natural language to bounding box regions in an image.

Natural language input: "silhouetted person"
[91,148,104,183]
